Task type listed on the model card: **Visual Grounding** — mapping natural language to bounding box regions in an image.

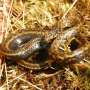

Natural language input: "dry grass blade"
[0,73,26,88]
[18,78,42,90]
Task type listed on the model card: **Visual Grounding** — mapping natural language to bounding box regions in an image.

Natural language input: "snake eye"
[69,39,79,51]
[68,34,86,52]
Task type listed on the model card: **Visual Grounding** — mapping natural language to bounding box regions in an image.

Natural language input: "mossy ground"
[0,0,90,90]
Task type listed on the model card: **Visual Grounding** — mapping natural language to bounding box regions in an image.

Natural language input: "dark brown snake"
[0,27,90,70]
[0,29,59,69]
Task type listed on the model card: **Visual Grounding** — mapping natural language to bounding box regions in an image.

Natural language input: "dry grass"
[0,0,90,90]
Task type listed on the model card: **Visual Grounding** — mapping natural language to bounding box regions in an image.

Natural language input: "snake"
[0,28,90,70]
[0,29,59,70]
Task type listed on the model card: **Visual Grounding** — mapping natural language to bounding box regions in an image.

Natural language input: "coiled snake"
[0,27,90,71]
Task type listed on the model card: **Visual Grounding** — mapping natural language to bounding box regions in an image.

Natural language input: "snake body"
[0,29,58,69]
[0,28,90,70]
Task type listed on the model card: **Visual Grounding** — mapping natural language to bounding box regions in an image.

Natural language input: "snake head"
[50,27,89,62]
